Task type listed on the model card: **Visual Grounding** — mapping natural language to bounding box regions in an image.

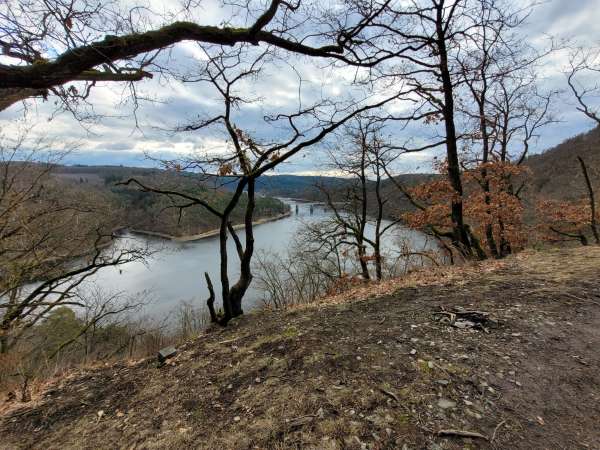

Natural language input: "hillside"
[525,126,600,201]
[53,165,289,238]
[2,247,598,449]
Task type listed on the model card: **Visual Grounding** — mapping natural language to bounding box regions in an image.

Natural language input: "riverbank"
[127,211,292,242]
[2,246,599,449]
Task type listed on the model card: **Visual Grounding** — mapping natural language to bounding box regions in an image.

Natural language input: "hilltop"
[2,247,599,449]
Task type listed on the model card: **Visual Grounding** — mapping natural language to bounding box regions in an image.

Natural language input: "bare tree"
[317,117,400,280]
[457,12,557,257]
[321,0,556,258]
[316,0,559,259]
[567,48,600,245]
[120,45,400,325]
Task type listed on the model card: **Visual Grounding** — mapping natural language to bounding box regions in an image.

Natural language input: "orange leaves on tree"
[217,163,233,177]
[403,161,529,254]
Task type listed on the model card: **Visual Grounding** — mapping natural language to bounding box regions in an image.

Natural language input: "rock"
[453,319,475,329]
[233,416,241,422]
[157,346,177,364]
[437,398,457,409]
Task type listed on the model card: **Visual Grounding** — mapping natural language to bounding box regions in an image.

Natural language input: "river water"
[84,200,436,320]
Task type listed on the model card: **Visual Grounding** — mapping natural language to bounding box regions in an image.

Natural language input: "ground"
[1,247,599,449]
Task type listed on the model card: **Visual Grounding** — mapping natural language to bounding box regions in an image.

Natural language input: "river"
[83,200,437,320]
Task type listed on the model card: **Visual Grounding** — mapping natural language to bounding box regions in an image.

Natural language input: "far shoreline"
[126,211,292,243]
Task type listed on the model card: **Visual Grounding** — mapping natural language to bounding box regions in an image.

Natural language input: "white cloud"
[1,0,599,175]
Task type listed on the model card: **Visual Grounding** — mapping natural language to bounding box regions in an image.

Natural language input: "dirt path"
[1,247,599,449]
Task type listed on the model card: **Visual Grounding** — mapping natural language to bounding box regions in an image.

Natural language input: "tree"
[120,45,400,325]
[316,117,400,280]
[319,0,560,259]
[0,128,148,352]
[320,0,493,257]
[577,155,600,245]
[539,156,600,246]
[565,48,600,245]
[454,0,556,257]
[0,0,346,111]
[326,0,555,259]
[537,198,595,246]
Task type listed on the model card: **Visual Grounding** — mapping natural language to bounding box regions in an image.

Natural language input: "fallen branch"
[491,419,507,442]
[438,429,488,440]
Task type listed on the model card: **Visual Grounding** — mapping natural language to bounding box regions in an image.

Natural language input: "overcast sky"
[1,0,600,175]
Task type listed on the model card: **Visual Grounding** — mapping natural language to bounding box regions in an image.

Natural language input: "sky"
[1,0,600,175]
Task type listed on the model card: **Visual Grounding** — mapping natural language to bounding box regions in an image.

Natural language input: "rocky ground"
[1,247,599,449]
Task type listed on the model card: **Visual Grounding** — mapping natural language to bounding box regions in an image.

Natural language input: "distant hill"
[255,175,347,199]
[256,173,435,209]
[525,126,600,202]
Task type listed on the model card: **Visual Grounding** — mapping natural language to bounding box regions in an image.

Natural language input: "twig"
[217,337,240,345]
[438,429,488,440]
[491,419,507,442]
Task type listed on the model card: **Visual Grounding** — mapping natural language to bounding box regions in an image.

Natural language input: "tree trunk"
[219,177,256,324]
[205,272,217,323]
[435,6,483,259]
[578,156,600,245]
[218,216,231,320]
[374,159,384,281]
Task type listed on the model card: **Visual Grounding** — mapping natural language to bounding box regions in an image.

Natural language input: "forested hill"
[53,165,288,238]
[525,125,600,201]
[255,173,436,208]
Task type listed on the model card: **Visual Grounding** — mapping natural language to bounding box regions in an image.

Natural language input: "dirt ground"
[1,247,599,449]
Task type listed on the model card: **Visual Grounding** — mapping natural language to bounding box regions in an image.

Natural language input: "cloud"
[1,0,599,175]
